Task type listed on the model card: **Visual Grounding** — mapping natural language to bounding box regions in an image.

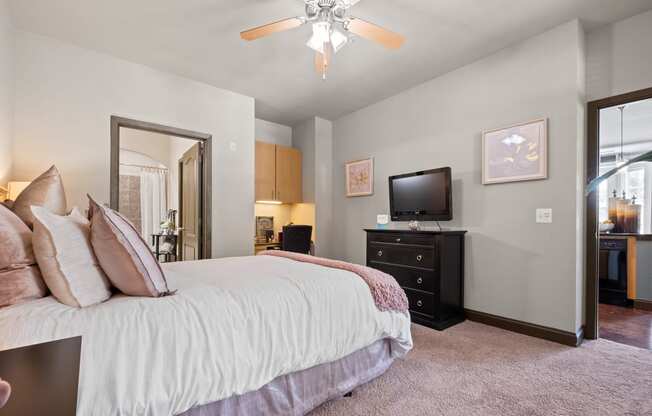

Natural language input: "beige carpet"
[311,322,652,416]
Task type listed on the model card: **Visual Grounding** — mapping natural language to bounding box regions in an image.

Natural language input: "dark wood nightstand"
[0,336,81,416]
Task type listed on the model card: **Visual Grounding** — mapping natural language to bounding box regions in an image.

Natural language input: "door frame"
[110,116,213,259]
[584,87,652,340]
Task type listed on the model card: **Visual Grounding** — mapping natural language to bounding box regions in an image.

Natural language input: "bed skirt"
[178,338,394,416]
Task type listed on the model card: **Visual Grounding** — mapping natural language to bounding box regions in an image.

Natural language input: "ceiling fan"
[240,0,405,79]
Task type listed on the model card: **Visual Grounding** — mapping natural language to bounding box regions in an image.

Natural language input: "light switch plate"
[536,208,553,224]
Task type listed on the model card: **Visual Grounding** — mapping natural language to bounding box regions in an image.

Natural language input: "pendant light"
[617,105,627,166]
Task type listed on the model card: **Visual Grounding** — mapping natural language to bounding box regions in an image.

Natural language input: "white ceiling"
[600,98,652,148]
[9,0,652,126]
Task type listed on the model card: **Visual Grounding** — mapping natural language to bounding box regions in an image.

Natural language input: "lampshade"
[8,181,31,200]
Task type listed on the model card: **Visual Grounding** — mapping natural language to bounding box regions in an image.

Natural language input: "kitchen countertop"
[600,233,652,241]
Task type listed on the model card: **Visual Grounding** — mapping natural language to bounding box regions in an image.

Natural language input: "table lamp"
[7,181,31,200]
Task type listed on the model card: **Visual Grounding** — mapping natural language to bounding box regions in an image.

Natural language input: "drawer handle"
[395,238,401,243]
[416,300,423,307]
[377,250,383,257]
[416,254,423,262]
[416,277,423,285]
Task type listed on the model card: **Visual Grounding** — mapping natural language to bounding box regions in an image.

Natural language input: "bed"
[0,254,413,415]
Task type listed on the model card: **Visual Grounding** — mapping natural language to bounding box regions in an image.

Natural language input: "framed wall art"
[482,118,548,184]
[345,158,374,197]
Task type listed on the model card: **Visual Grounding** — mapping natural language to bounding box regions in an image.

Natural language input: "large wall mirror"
[110,116,212,261]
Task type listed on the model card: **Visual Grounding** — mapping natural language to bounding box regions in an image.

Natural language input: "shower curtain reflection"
[139,167,168,240]
[119,148,169,242]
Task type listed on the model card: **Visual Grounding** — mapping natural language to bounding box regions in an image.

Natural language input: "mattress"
[0,255,412,415]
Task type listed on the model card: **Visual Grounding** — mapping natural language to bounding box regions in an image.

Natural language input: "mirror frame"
[109,115,213,259]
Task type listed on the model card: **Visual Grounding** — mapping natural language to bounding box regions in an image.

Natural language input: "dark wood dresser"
[365,229,467,330]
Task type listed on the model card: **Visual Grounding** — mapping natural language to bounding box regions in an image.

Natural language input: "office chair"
[281,225,312,254]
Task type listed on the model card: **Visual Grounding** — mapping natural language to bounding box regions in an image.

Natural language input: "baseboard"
[633,299,652,311]
[465,309,584,347]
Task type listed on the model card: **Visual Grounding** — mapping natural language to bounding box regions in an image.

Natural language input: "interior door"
[255,141,276,201]
[275,145,302,203]
[179,143,201,261]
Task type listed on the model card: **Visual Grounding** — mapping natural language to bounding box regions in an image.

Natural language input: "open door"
[179,143,202,261]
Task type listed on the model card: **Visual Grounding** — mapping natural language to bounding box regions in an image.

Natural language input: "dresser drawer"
[371,263,436,293]
[369,244,435,269]
[404,288,436,317]
[367,232,435,247]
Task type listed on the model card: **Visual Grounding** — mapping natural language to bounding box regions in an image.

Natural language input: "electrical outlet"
[229,141,237,151]
[536,208,552,224]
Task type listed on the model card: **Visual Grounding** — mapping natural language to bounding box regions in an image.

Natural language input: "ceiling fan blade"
[347,17,404,49]
[240,17,304,41]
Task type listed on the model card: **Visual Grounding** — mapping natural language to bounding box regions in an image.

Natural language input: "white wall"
[292,118,316,203]
[120,128,171,167]
[13,31,255,258]
[292,117,334,258]
[332,21,586,333]
[255,118,292,146]
[0,0,13,186]
[314,117,333,258]
[586,9,652,101]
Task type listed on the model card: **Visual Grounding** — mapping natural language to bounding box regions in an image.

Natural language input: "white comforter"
[0,255,412,415]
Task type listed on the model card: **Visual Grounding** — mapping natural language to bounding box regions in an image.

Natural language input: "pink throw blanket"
[259,251,408,314]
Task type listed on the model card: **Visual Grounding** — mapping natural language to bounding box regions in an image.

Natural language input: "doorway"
[109,116,212,260]
[585,87,652,349]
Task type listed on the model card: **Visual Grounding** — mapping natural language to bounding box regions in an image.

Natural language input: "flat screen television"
[389,167,452,221]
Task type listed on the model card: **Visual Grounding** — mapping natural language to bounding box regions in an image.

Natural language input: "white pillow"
[31,206,111,307]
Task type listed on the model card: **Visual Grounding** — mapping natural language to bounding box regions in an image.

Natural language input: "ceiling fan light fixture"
[330,26,348,53]
[307,22,348,55]
[240,0,403,79]
[306,21,331,53]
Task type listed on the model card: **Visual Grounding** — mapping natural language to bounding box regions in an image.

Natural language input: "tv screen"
[389,167,452,221]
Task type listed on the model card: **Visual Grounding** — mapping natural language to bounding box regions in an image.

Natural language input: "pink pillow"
[0,205,47,307]
[12,165,67,229]
[88,196,172,297]
[31,206,111,308]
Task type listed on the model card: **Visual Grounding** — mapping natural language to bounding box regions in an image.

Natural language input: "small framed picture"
[482,118,548,185]
[345,158,374,197]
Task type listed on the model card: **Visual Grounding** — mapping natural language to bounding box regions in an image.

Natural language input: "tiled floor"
[599,303,652,350]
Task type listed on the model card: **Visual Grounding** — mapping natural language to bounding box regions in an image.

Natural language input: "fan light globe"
[307,22,348,54]
[307,21,331,53]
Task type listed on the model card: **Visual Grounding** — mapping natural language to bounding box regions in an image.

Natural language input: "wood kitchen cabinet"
[275,145,302,203]
[255,141,276,201]
[255,141,302,203]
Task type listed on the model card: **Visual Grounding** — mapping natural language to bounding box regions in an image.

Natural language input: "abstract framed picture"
[345,158,374,197]
[482,118,548,185]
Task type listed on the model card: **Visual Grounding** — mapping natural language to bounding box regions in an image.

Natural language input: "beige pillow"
[31,206,112,307]
[13,165,67,229]
[88,196,172,297]
[0,205,47,307]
